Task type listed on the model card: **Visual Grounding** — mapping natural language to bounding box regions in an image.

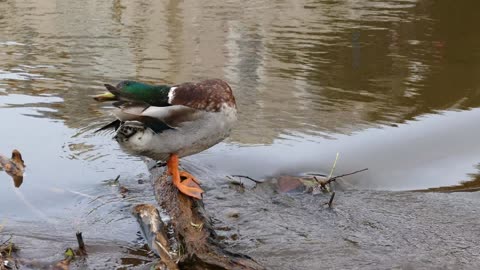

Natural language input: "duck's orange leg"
[167,154,204,200]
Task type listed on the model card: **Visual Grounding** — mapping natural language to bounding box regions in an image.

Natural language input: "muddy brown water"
[1,0,480,269]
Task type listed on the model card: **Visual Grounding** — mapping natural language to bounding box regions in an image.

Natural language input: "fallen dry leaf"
[0,149,26,188]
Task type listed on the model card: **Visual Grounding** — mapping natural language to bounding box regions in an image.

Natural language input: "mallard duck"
[94,79,237,199]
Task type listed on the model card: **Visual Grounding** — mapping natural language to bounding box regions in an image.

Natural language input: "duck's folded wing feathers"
[96,101,173,134]
[111,101,150,121]
[141,105,201,127]
[112,101,201,129]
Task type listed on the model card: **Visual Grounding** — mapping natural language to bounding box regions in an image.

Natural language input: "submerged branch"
[325,168,369,184]
[312,168,368,191]
[327,192,335,208]
[76,232,86,255]
[230,175,262,184]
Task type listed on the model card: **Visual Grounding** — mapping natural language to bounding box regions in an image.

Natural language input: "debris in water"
[76,232,86,255]
[119,185,129,198]
[53,248,75,270]
[0,238,18,270]
[230,174,262,184]
[52,233,87,269]
[0,150,26,188]
[226,152,367,209]
[310,168,369,193]
[327,191,336,208]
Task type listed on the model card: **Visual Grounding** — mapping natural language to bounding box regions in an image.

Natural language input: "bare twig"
[327,192,335,208]
[311,168,368,185]
[307,173,328,177]
[314,168,368,193]
[0,235,12,248]
[316,168,368,208]
[230,174,262,184]
[325,168,368,185]
[113,175,120,184]
[76,232,86,255]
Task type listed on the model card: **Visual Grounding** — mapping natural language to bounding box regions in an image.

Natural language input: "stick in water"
[76,232,86,254]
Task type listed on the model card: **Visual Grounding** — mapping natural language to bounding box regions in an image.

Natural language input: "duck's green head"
[115,80,152,93]
[94,80,171,106]
[94,80,142,102]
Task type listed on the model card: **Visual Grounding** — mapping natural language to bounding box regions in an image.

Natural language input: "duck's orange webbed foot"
[167,154,204,200]
[179,171,201,185]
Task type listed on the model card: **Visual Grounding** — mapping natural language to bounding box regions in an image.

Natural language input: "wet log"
[143,166,265,270]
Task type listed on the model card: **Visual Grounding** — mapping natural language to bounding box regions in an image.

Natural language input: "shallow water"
[1,0,480,269]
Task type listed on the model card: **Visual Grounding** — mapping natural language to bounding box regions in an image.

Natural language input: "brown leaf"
[0,150,26,188]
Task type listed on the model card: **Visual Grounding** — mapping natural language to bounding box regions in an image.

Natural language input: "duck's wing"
[168,79,236,112]
[95,117,172,134]
[96,100,201,133]
[139,104,202,127]
[94,119,122,133]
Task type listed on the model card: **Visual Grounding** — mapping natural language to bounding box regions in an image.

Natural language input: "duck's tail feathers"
[95,120,122,133]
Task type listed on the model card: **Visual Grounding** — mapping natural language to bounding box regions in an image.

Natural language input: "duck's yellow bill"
[93,92,116,102]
